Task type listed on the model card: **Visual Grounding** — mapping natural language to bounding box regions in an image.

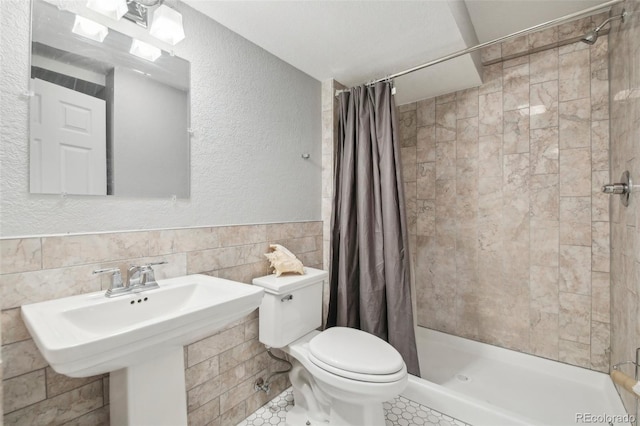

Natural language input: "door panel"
[30,78,107,195]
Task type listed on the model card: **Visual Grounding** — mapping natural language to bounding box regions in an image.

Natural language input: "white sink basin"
[22,274,264,378]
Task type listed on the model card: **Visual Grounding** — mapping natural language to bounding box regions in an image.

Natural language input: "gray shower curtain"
[327,82,420,376]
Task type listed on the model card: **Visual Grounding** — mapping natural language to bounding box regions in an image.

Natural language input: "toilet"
[252,267,408,426]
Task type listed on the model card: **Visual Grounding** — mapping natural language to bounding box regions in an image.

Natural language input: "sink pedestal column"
[110,347,187,426]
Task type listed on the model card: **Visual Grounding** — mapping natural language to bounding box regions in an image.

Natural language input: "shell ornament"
[264,244,305,276]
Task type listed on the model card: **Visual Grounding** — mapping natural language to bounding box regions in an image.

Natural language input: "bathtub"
[402,327,633,426]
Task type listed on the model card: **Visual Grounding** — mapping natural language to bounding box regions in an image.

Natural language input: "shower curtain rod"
[336,0,623,95]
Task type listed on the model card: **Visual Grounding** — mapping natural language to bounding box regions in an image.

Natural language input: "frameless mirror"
[29,0,190,198]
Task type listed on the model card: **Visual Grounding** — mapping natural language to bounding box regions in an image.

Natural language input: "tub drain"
[456,374,471,383]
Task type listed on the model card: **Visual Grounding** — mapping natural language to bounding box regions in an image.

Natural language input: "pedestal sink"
[21,274,265,426]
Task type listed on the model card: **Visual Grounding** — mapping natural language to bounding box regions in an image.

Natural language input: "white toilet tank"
[252,267,328,348]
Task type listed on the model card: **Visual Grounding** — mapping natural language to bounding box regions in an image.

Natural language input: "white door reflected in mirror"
[30,78,107,195]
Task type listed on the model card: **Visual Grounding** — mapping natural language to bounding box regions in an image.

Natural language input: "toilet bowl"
[253,267,408,426]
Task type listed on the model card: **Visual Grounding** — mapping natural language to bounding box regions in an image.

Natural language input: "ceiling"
[184,0,611,104]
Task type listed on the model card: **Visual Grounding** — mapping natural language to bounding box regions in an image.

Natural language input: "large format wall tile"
[0,239,41,274]
[3,369,46,413]
[401,17,610,373]
[41,232,149,269]
[608,0,640,416]
[3,381,103,426]
[1,221,322,425]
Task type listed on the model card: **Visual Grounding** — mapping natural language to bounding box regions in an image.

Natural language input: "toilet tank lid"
[252,267,328,294]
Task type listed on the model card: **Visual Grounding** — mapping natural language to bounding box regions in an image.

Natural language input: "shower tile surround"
[398,14,612,372]
[0,222,322,425]
[609,0,640,417]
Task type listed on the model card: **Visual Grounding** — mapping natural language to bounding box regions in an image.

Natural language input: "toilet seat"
[308,352,407,383]
[308,327,406,383]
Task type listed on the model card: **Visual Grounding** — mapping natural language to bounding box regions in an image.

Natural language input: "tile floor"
[237,388,470,426]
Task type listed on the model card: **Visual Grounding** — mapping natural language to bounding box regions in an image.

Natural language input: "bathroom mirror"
[29,0,190,198]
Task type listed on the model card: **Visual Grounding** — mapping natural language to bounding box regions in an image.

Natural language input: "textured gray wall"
[0,1,321,237]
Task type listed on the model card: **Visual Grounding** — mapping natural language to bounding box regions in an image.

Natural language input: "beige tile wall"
[609,1,640,417]
[1,221,322,426]
[398,15,611,371]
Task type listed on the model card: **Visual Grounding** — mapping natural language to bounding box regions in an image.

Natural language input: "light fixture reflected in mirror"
[72,15,108,42]
[123,0,152,28]
[82,0,186,47]
[149,5,185,45]
[130,38,161,61]
[86,0,127,21]
[79,0,186,59]
[118,0,185,45]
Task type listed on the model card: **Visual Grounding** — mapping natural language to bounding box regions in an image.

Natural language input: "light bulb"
[130,39,162,62]
[149,5,185,46]
[86,0,127,20]
[72,15,108,42]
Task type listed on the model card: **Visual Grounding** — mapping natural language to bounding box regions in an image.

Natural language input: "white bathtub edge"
[409,327,632,426]
[402,374,536,426]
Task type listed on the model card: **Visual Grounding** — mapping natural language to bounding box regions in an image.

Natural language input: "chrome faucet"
[93,267,129,297]
[127,265,145,288]
[93,261,167,298]
[127,262,166,291]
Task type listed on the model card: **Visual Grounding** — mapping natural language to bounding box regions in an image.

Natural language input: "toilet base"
[285,352,389,426]
[285,400,385,426]
[285,405,323,426]
[279,331,406,426]
[328,399,385,426]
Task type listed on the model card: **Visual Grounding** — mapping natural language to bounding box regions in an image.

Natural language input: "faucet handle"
[138,261,167,289]
[127,261,167,288]
[142,261,168,268]
[93,268,125,296]
[93,267,123,284]
[93,267,120,274]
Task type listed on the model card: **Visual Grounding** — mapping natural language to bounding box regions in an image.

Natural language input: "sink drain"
[456,374,471,383]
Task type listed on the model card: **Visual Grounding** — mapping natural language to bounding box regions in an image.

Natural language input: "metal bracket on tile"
[612,360,638,371]
[612,347,640,388]
[602,171,632,207]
